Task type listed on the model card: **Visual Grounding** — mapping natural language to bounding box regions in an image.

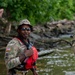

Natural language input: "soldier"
[5,19,38,75]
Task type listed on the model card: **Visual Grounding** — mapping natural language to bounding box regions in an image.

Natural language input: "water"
[0,52,7,75]
[0,46,75,75]
[37,47,75,75]
[59,34,73,38]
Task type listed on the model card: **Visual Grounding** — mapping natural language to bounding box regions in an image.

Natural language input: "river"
[0,36,75,75]
[37,46,75,75]
[0,47,75,75]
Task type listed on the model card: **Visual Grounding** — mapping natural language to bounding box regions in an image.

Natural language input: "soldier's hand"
[19,53,26,62]
[19,48,33,62]
[33,71,39,75]
[25,48,33,57]
[31,68,39,75]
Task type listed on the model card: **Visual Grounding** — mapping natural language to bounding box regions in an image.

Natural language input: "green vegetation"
[0,0,75,25]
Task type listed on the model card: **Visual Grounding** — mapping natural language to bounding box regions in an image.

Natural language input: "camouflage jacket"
[5,38,27,70]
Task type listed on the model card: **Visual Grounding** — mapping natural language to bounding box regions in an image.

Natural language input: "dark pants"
[7,69,28,75]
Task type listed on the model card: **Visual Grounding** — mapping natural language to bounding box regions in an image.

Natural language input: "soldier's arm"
[5,39,33,70]
[5,40,21,70]
[31,68,38,75]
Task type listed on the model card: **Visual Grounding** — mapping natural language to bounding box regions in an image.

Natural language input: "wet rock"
[30,33,41,40]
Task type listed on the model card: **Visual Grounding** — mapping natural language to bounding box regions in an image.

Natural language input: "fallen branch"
[38,50,54,57]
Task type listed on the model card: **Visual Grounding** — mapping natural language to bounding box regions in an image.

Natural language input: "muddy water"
[0,51,7,75]
[0,47,75,75]
[37,47,75,75]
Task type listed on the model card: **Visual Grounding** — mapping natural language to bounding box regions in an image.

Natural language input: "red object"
[24,46,38,70]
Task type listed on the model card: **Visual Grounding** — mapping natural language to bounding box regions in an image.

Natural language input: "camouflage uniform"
[5,38,27,75]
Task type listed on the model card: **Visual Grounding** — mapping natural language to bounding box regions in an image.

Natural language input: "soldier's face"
[18,25,31,39]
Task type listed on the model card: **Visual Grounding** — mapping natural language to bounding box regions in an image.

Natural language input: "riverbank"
[0,19,75,51]
[0,41,74,75]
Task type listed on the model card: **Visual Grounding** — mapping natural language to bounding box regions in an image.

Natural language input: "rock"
[30,33,41,40]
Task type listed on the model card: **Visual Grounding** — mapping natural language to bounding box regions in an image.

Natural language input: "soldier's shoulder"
[7,38,21,46]
[9,38,19,43]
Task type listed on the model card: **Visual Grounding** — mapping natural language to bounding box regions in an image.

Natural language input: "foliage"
[0,0,75,25]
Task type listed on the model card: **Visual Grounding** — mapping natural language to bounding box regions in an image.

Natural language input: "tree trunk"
[4,21,11,35]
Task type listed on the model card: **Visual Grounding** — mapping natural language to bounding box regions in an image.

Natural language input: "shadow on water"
[0,46,75,75]
[0,51,7,75]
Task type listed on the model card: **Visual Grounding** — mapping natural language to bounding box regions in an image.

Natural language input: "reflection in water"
[0,52,7,75]
[64,71,75,75]
[37,48,75,75]
[0,46,75,75]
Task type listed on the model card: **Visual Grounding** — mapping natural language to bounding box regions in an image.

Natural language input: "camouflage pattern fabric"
[5,38,27,75]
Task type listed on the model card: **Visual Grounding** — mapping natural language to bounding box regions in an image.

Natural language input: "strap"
[16,36,32,50]
[8,69,16,75]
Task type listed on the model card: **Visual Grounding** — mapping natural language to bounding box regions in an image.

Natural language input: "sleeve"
[5,39,21,70]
